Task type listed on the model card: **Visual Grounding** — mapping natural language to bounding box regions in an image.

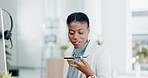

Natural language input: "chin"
[74,45,82,48]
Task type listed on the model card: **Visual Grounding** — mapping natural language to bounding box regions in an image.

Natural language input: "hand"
[67,56,94,77]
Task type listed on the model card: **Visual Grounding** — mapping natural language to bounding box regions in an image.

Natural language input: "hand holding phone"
[64,55,89,59]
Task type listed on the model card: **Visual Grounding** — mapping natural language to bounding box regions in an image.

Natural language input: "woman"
[63,12,111,78]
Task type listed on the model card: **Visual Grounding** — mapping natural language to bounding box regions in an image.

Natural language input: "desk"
[46,58,64,78]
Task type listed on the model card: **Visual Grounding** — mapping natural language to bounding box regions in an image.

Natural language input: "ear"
[87,27,90,34]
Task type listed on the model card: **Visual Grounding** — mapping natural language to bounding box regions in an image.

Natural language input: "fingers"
[67,59,72,65]
[67,59,77,67]
[80,56,88,65]
[67,59,75,65]
[67,56,94,76]
[67,56,88,68]
[67,59,82,68]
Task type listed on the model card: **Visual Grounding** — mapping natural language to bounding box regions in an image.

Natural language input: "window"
[132,11,148,71]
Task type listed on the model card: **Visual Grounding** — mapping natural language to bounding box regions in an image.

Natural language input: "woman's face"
[68,21,90,48]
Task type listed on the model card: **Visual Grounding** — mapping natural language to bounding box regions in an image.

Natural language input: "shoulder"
[88,42,110,59]
[86,40,110,55]
[65,46,74,56]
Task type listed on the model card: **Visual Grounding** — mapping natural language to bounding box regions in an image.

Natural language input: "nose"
[74,33,79,40]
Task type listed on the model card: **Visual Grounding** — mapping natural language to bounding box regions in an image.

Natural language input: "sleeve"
[95,48,112,78]
[63,46,73,78]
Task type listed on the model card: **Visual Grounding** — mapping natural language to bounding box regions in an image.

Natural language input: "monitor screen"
[0,8,7,72]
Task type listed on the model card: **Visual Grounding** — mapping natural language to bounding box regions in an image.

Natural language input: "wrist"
[86,74,96,78]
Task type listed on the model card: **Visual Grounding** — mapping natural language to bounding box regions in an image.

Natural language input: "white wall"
[132,16,148,34]
[83,0,102,41]
[101,0,133,77]
[131,0,148,11]
[17,0,44,68]
[102,0,132,72]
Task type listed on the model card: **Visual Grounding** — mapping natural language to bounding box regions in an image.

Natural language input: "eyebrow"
[69,28,83,31]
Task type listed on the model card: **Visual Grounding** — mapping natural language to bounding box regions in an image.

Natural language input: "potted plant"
[133,42,148,64]
[5,45,19,77]
[60,44,68,57]
[136,47,148,64]
[5,45,12,67]
[96,40,103,45]
[0,71,12,78]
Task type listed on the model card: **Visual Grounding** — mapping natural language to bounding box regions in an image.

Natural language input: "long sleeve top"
[63,40,111,78]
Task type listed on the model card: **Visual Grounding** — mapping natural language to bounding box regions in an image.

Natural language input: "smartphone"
[64,55,89,59]
[64,57,75,59]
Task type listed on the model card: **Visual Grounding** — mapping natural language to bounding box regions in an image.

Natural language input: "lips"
[73,41,81,46]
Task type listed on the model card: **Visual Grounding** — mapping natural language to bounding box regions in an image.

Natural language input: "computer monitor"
[0,8,7,72]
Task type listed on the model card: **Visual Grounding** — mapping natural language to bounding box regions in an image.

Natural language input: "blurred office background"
[0,0,148,78]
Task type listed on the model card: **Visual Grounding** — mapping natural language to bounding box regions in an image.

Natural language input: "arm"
[96,50,111,78]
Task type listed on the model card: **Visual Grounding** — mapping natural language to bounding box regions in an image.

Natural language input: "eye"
[69,31,74,35]
[79,30,84,34]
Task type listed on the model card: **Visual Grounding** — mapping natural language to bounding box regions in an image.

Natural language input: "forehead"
[68,21,88,30]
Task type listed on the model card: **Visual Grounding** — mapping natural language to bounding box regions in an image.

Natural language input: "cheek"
[78,35,87,40]
[82,36,87,40]
[81,34,89,41]
[68,34,72,40]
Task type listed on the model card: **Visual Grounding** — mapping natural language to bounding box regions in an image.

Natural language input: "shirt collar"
[72,41,89,57]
